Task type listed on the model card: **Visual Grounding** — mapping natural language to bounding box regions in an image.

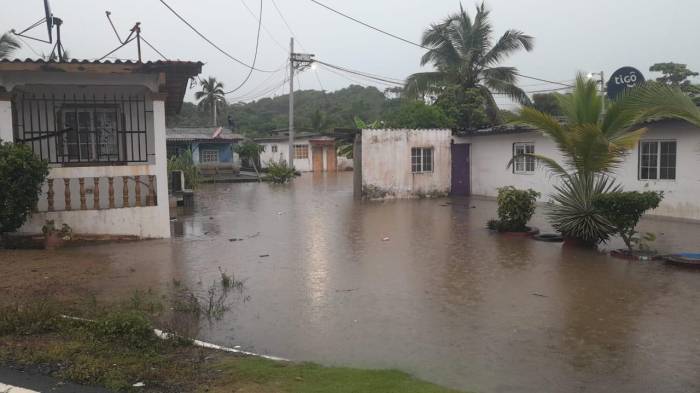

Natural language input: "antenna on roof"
[11,0,66,61]
[100,11,143,62]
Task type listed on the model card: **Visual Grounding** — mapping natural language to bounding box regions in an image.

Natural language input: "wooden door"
[312,145,324,172]
[451,143,470,195]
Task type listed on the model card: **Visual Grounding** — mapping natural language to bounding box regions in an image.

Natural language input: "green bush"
[95,311,156,349]
[489,186,540,232]
[548,173,618,245]
[0,302,62,335]
[592,191,663,251]
[167,149,200,190]
[0,141,49,233]
[264,160,296,184]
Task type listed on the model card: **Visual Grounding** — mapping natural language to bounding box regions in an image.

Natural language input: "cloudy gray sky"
[2,0,698,107]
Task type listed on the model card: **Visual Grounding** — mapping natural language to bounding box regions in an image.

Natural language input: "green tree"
[385,100,451,128]
[405,3,534,124]
[0,142,49,234]
[0,32,20,59]
[435,87,489,129]
[512,74,700,244]
[195,77,226,126]
[309,109,328,132]
[532,93,562,116]
[234,140,265,180]
[649,62,698,87]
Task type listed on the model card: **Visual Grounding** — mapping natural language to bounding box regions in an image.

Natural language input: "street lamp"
[587,71,606,112]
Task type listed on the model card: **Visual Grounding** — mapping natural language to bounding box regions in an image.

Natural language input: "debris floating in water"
[259,254,270,258]
[382,237,390,241]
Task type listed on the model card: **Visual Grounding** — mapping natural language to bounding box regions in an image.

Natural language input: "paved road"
[0,368,110,393]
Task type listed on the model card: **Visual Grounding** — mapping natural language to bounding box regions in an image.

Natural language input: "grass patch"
[0,296,465,393]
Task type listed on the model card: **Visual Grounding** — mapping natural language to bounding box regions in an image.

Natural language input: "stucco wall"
[455,120,700,221]
[361,129,451,199]
[258,140,313,172]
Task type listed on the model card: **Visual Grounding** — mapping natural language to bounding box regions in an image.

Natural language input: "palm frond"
[616,81,700,127]
[404,71,450,98]
[0,32,21,59]
[557,74,601,125]
[483,77,530,105]
[482,29,534,66]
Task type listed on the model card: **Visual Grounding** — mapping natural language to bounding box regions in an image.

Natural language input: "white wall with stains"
[455,120,700,221]
[361,129,452,199]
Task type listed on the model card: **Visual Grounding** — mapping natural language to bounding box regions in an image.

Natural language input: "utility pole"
[600,71,605,113]
[288,38,295,167]
[287,38,315,168]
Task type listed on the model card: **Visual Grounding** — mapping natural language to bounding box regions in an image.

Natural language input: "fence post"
[108,177,115,208]
[79,178,87,210]
[93,177,100,209]
[47,179,55,212]
[135,176,142,207]
[122,177,130,208]
[147,175,156,206]
[63,178,71,211]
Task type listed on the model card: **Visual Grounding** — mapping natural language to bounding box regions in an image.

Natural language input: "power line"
[225,0,265,94]
[308,0,428,50]
[514,72,573,88]
[271,0,305,49]
[526,86,573,94]
[316,60,404,85]
[158,0,275,72]
[239,0,288,52]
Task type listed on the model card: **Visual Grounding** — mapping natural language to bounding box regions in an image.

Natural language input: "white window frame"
[294,144,309,159]
[411,147,433,173]
[200,149,220,163]
[513,143,536,174]
[639,140,676,181]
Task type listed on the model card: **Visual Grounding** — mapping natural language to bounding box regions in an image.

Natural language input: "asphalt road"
[0,368,110,393]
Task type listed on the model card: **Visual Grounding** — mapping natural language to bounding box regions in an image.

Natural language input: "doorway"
[451,143,470,195]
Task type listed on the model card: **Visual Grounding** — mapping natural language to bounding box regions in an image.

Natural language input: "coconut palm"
[195,77,226,126]
[511,74,700,244]
[405,3,534,122]
[0,32,20,59]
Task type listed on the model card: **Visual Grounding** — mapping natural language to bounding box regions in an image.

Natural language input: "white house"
[360,120,700,221]
[0,59,202,238]
[255,131,352,172]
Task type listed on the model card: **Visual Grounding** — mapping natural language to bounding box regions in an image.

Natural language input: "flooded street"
[4,172,700,392]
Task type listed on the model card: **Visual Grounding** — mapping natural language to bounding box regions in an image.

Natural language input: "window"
[513,143,535,174]
[201,149,220,163]
[60,107,119,162]
[639,140,676,180]
[271,145,278,153]
[294,144,309,159]
[411,147,433,173]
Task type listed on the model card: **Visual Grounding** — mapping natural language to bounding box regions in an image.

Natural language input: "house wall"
[455,120,700,221]
[195,143,233,164]
[361,129,452,199]
[258,140,313,172]
[3,78,171,238]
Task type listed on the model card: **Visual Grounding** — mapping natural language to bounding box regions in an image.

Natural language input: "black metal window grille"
[12,92,152,165]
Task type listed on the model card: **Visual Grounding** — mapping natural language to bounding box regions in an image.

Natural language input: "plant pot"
[562,237,596,248]
[44,233,65,250]
[610,249,659,261]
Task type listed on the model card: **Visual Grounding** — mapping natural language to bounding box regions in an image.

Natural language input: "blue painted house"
[166,127,244,168]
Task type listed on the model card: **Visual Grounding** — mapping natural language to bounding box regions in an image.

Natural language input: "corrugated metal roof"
[167,127,244,142]
[0,58,203,115]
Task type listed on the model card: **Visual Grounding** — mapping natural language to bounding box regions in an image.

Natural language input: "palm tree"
[195,77,226,126]
[512,74,700,244]
[405,3,534,123]
[0,32,20,59]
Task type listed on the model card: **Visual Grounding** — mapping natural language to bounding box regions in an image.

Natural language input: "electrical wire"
[308,0,428,50]
[239,0,288,53]
[158,0,275,72]
[225,0,265,94]
[316,60,404,86]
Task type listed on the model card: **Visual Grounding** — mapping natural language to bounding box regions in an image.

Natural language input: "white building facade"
[360,121,700,221]
[0,59,202,238]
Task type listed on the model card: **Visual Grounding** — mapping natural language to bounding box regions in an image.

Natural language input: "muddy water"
[20,173,700,392]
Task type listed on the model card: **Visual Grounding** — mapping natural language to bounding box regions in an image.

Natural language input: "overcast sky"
[2,0,699,108]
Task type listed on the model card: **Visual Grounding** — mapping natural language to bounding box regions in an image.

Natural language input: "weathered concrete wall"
[258,140,313,172]
[361,129,451,199]
[455,120,700,221]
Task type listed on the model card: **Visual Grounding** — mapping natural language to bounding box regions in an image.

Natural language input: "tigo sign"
[607,67,645,99]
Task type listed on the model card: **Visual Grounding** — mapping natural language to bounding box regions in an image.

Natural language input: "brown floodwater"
[7,172,700,392]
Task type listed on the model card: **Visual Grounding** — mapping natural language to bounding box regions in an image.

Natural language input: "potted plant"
[42,220,73,250]
[487,186,540,236]
[593,191,663,260]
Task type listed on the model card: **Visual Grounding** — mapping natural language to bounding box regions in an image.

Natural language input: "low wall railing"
[37,175,158,212]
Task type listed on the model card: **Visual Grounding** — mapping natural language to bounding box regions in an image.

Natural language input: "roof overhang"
[0,59,203,115]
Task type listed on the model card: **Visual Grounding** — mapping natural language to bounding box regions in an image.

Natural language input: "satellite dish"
[44,0,53,42]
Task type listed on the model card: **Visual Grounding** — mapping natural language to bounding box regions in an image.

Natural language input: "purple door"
[451,143,470,195]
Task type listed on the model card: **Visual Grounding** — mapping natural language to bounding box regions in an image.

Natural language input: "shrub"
[95,311,156,349]
[264,160,296,184]
[547,173,618,245]
[0,141,49,233]
[167,149,200,190]
[593,191,663,251]
[491,186,540,232]
[0,302,62,335]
